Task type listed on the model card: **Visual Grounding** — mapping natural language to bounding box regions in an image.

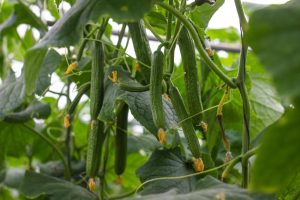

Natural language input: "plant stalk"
[234,0,249,188]
[113,24,127,59]
[144,19,165,44]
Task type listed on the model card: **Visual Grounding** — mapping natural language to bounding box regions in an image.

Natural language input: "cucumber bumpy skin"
[169,83,202,159]
[178,27,203,126]
[114,105,129,175]
[86,37,105,179]
[86,120,105,178]
[128,20,152,83]
[90,41,104,120]
[150,50,165,130]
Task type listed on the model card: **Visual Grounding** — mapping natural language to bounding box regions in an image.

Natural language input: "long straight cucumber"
[90,40,104,119]
[169,83,202,159]
[150,50,165,130]
[178,27,203,125]
[114,105,129,175]
[86,32,105,184]
[128,20,152,83]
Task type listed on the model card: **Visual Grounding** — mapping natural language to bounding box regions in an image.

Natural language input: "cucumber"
[90,40,104,120]
[128,20,152,83]
[86,32,105,181]
[178,27,203,126]
[114,105,129,175]
[150,50,165,130]
[169,83,202,159]
[86,120,105,178]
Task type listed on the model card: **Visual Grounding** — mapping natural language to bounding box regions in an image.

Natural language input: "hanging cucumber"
[86,120,105,189]
[114,105,129,175]
[150,49,166,143]
[86,31,106,190]
[168,82,204,171]
[128,20,152,83]
[178,27,203,126]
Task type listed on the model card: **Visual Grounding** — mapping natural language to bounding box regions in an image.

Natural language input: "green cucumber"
[86,32,105,179]
[169,83,202,159]
[114,105,129,175]
[90,40,104,120]
[178,27,203,125]
[150,50,165,129]
[128,20,152,83]
[86,120,105,178]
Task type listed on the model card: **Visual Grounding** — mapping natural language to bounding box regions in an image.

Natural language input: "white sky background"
[9,0,289,125]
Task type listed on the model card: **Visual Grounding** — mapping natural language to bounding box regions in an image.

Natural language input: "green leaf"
[145,11,167,35]
[24,48,48,95]
[119,91,178,135]
[136,148,197,195]
[4,101,51,122]
[206,27,240,43]
[0,122,35,157]
[127,135,161,154]
[129,176,274,200]
[20,171,98,200]
[100,0,152,22]
[25,0,152,95]
[0,73,25,119]
[246,0,300,193]
[246,0,300,102]
[248,77,284,135]
[0,0,47,37]
[250,106,300,192]
[98,66,124,123]
[36,0,98,48]
[0,187,16,200]
[39,160,85,178]
[35,49,62,95]
[37,0,152,48]
[99,66,178,136]
[47,0,60,20]
[190,0,224,35]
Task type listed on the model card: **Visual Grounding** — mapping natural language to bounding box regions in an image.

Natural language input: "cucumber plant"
[0,0,293,199]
